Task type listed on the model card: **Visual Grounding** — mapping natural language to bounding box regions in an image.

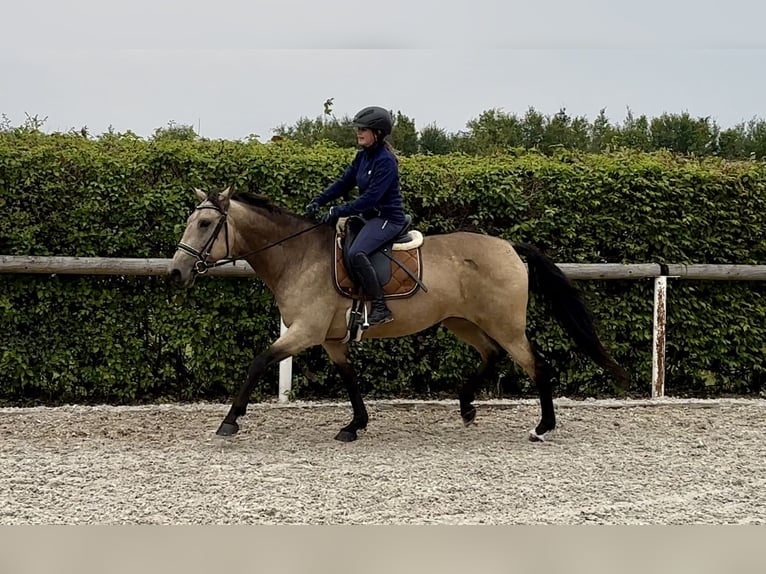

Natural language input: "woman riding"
[306,105,407,326]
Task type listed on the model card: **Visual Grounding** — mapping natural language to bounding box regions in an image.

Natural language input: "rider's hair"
[379,135,399,164]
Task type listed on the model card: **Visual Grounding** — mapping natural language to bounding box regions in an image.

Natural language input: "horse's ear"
[193,187,207,202]
[215,186,235,211]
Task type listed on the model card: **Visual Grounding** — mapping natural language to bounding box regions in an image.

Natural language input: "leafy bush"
[1,132,764,405]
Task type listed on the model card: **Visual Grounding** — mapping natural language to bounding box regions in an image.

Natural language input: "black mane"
[209,190,312,223]
[230,191,282,212]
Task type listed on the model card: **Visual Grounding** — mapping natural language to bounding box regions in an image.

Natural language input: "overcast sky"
[2,0,764,141]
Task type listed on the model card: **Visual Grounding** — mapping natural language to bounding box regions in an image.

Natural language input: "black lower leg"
[335,362,368,442]
[216,347,288,436]
[459,350,502,425]
[531,345,556,438]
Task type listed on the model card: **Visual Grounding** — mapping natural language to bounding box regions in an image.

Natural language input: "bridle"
[176,203,232,275]
[176,201,324,275]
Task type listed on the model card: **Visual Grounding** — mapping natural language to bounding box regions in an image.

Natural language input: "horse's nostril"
[169,268,182,283]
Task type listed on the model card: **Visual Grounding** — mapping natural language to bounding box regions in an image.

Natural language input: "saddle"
[332,214,427,344]
[333,214,426,300]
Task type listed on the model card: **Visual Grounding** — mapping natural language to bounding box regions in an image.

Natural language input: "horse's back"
[422,231,525,274]
[414,231,528,305]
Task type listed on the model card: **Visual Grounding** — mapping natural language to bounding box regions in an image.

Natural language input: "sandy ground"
[1,398,765,525]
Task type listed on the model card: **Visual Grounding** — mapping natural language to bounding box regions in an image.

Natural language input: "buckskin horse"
[168,187,629,442]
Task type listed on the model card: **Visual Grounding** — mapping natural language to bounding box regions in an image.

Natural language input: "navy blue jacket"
[314,144,406,225]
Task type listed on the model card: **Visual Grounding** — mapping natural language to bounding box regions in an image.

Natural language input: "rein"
[176,202,325,275]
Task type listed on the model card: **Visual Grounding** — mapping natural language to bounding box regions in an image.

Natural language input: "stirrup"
[361,304,393,330]
[342,299,366,342]
[370,314,394,326]
[364,303,393,329]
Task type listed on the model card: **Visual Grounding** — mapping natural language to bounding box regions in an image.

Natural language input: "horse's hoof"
[528,428,546,442]
[216,421,239,437]
[334,429,358,442]
[461,407,477,426]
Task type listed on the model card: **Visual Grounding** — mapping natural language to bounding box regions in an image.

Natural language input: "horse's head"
[168,186,234,288]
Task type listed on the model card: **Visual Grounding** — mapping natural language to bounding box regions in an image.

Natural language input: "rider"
[306,105,406,326]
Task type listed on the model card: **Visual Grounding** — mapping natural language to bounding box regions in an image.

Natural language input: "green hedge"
[1,132,764,406]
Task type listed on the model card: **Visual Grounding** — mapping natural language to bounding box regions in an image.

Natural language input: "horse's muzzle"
[167,264,195,288]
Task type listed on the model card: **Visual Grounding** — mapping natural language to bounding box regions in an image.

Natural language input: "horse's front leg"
[216,325,319,437]
[322,341,368,442]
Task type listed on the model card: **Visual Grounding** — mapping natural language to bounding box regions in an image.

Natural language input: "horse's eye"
[199,220,211,229]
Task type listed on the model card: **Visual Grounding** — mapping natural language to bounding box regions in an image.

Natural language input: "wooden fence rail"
[2,255,765,400]
[3,256,766,280]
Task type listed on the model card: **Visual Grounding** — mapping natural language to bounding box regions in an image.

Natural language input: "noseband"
[176,203,231,275]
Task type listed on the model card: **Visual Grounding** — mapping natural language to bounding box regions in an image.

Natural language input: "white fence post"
[278,316,292,403]
[652,276,667,398]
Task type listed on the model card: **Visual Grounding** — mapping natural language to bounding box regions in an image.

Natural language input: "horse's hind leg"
[442,318,504,426]
[322,341,368,442]
[477,318,556,441]
[525,340,556,441]
[496,331,556,441]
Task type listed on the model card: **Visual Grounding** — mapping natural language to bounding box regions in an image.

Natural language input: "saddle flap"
[333,215,424,300]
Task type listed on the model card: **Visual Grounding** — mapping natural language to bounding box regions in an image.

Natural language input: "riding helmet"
[353,106,393,137]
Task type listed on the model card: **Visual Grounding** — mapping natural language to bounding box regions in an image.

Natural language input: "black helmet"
[353,106,393,137]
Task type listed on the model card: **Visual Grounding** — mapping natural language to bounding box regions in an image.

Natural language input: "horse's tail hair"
[512,243,630,392]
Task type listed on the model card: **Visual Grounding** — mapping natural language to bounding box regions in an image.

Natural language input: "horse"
[168,186,629,443]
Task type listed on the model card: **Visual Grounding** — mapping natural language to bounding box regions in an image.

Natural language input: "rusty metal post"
[652,276,667,398]
[278,316,292,402]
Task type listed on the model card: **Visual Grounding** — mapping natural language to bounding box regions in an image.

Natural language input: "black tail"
[513,243,630,393]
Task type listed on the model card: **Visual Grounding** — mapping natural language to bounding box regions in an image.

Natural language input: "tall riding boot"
[351,252,393,326]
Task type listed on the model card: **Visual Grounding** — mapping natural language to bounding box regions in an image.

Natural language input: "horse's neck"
[233,206,319,298]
